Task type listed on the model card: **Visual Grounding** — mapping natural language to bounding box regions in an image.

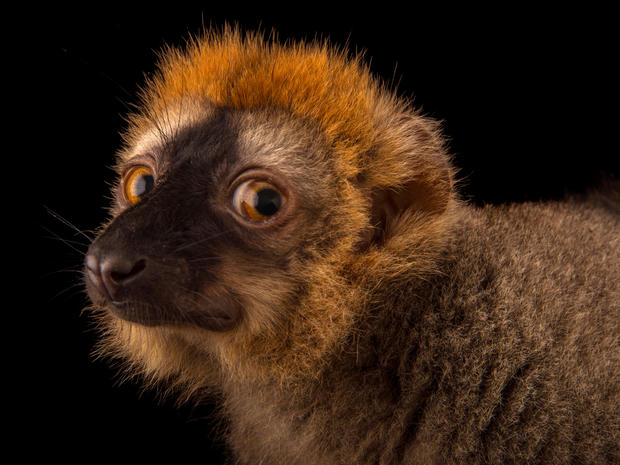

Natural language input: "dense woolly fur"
[87,26,619,464]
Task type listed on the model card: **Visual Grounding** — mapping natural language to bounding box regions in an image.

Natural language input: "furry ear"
[357,115,454,249]
[368,162,452,243]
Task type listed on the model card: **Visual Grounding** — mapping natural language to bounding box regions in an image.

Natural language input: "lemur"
[84,27,619,464]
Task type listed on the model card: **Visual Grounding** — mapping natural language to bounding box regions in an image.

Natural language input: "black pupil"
[253,188,281,216]
[136,174,154,197]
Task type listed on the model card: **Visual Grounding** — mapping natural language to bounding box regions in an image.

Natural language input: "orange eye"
[122,165,155,205]
[232,179,286,223]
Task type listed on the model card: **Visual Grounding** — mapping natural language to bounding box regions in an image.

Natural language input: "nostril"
[98,256,147,300]
[109,259,147,284]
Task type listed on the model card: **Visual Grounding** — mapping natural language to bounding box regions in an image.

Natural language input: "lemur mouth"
[84,255,242,332]
[106,300,240,331]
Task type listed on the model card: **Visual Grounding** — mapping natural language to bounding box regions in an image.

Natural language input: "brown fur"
[86,27,619,464]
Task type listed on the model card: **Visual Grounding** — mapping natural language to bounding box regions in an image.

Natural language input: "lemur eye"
[122,165,155,205]
[232,179,286,223]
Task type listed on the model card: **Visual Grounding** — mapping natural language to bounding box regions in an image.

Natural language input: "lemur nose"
[85,253,147,301]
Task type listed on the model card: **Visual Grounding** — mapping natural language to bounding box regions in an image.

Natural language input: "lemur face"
[85,106,344,335]
[83,31,453,385]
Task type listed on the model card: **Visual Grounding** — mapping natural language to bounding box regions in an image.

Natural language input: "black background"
[29,6,615,462]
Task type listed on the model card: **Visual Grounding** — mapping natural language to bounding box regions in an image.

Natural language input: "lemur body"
[84,28,619,464]
[222,201,619,465]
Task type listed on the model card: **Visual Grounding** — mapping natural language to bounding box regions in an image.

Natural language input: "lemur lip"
[106,299,241,332]
[84,259,242,332]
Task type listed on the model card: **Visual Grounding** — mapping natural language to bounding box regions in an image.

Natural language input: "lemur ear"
[369,163,452,242]
[357,117,454,249]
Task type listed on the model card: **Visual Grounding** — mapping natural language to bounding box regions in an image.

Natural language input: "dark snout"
[84,234,173,326]
[84,210,242,332]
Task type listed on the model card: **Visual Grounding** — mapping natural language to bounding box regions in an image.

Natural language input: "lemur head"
[85,27,456,390]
